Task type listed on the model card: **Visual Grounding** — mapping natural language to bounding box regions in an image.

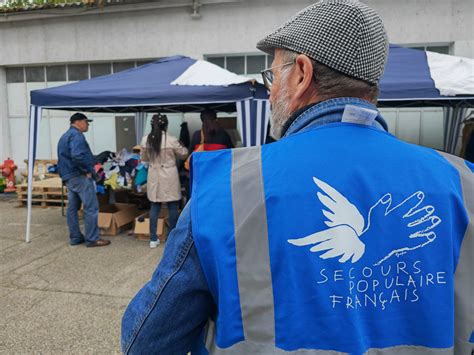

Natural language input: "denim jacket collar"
[282,97,388,138]
[70,126,82,134]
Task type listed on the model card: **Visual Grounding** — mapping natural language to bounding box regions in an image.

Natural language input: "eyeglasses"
[261,61,295,91]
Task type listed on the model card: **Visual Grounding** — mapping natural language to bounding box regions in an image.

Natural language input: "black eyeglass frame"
[260,61,295,91]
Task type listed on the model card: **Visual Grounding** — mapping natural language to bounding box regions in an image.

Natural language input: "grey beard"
[269,87,292,140]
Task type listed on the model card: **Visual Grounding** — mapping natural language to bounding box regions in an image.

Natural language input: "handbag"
[184,129,205,171]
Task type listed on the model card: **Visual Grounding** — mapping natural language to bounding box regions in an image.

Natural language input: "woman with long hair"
[141,114,188,248]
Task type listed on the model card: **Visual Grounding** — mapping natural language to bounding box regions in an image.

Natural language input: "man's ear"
[292,55,315,100]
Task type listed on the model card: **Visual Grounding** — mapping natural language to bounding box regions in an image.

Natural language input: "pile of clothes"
[94,148,147,194]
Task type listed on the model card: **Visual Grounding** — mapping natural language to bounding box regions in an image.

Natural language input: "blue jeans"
[66,175,99,245]
[149,201,179,242]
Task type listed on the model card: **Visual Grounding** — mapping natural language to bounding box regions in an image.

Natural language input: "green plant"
[0,0,99,11]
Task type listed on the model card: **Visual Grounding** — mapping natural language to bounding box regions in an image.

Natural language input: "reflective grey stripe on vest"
[205,316,453,354]
[231,146,275,343]
[437,152,474,354]
[205,319,347,355]
[364,347,453,355]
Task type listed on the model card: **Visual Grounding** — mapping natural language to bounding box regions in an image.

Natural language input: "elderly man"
[57,112,110,248]
[121,1,473,354]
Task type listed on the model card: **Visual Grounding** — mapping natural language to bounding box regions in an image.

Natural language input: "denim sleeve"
[70,133,94,174]
[121,204,215,355]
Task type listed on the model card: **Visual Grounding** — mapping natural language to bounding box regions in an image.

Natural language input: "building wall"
[0,0,473,66]
[0,0,472,167]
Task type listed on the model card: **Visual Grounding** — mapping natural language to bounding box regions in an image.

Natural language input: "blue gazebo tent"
[25,47,474,243]
[27,56,270,242]
[379,45,474,104]
[378,45,474,155]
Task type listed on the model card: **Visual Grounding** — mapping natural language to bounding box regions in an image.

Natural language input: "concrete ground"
[0,194,162,354]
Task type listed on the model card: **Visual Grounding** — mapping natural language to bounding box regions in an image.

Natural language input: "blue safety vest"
[191,120,474,354]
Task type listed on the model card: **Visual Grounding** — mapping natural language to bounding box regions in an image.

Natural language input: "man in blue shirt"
[121,1,473,354]
[57,113,110,248]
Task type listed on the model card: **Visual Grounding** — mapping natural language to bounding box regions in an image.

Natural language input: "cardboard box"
[98,203,138,236]
[134,212,168,242]
[97,194,109,207]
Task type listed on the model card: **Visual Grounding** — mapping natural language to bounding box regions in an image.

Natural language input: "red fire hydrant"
[0,158,18,193]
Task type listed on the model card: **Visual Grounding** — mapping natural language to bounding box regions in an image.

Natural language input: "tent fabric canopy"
[31,55,268,112]
[31,47,474,110]
[378,45,474,104]
[426,51,474,96]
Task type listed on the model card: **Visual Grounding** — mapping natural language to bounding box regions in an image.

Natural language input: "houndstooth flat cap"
[256,0,389,85]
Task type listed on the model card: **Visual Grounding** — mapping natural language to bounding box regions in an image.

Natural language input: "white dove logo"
[287,177,441,266]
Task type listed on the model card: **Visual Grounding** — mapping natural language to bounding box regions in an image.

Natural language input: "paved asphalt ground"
[0,194,163,354]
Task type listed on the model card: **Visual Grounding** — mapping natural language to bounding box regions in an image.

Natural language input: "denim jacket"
[120,98,388,354]
[57,127,95,182]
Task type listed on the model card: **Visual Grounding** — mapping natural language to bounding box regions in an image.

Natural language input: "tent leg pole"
[26,106,35,243]
[26,190,32,243]
[25,105,42,243]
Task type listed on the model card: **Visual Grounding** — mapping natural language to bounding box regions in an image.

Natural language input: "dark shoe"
[86,239,111,248]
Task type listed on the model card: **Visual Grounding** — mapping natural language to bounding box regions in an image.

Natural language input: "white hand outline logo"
[287,177,442,265]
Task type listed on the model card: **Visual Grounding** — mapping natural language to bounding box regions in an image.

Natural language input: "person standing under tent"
[189,109,234,153]
[185,109,234,197]
[57,113,111,248]
[141,114,188,249]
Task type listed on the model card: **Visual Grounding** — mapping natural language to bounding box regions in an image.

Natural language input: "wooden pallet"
[16,177,68,208]
[21,159,58,182]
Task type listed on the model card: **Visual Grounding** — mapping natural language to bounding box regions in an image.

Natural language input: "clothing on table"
[149,201,179,242]
[121,98,474,354]
[104,172,119,190]
[140,132,188,203]
[116,148,134,166]
[94,150,116,164]
[189,128,234,152]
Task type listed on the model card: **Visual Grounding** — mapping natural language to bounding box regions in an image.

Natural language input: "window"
[426,45,450,55]
[68,64,89,81]
[406,43,451,55]
[25,66,45,82]
[207,57,225,68]
[5,59,157,86]
[113,62,135,73]
[226,56,245,74]
[136,60,156,67]
[90,63,111,78]
[247,55,266,74]
[6,67,24,83]
[205,54,272,75]
[46,65,66,82]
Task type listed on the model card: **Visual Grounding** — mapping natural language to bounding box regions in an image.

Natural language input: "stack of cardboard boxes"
[97,191,169,241]
[133,211,169,242]
[98,203,139,236]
